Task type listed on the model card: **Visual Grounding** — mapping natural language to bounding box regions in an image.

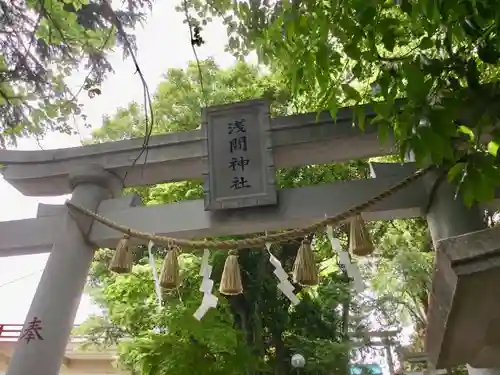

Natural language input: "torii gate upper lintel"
[0,102,391,197]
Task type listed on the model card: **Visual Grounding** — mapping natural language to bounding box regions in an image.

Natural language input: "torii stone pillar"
[6,164,122,375]
[423,169,500,375]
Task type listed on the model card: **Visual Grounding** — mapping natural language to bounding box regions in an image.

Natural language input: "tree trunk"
[273,332,288,375]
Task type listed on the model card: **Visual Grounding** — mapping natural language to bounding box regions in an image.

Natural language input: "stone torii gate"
[0,99,499,375]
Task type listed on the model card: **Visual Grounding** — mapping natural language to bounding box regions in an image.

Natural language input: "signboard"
[350,363,383,375]
[201,99,277,211]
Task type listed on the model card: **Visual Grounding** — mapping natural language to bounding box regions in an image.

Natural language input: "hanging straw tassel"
[219,250,243,295]
[159,246,181,290]
[109,234,133,274]
[293,239,319,286]
[349,214,374,256]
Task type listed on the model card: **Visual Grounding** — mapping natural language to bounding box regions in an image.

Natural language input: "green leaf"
[352,62,362,78]
[341,84,362,102]
[487,141,499,157]
[354,105,365,130]
[376,120,390,142]
[358,6,376,27]
[382,30,396,52]
[424,0,439,22]
[458,125,475,142]
[473,174,495,202]
[417,127,447,164]
[408,133,433,167]
[404,63,430,101]
[344,43,361,60]
[372,102,392,118]
[447,162,466,183]
[419,36,433,49]
[461,179,475,207]
[45,105,58,119]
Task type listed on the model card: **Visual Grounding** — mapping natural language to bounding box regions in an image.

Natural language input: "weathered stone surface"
[426,225,500,368]
[201,99,277,210]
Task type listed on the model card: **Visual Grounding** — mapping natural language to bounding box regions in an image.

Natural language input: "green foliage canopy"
[0,0,151,146]
[179,0,500,205]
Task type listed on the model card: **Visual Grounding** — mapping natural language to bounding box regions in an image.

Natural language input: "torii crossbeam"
[0,163,444,257]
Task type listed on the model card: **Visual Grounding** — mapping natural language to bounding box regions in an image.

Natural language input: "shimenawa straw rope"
[66,166,434,250]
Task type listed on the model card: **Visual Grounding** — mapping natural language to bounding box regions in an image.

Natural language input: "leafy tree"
[91,58,291,142]
[179,0,500,205]
[369,219,432,332]
[0,0,151,146]
[78,59,445,375]
[80,60,366,375]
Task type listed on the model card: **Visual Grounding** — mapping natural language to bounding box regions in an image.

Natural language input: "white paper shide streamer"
[193,249,218,320]
[326,225,365,293]
[267,242,300,306]
[148,241,163,307]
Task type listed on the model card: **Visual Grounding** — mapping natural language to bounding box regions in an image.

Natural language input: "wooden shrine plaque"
[426,225,500,369]
[201,99,277,211]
